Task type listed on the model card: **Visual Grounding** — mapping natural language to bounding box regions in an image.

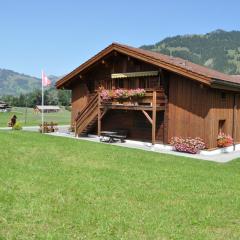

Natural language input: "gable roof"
[56,42,240,90]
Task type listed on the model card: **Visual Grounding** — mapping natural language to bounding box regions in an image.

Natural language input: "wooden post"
[98,91,101,136]
[74,121,77,137]
[232,94,237,151]
[152,90,157,145]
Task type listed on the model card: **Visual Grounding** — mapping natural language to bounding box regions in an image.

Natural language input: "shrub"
[12,122,22,130]
[65,105,72,111]
[170,137,205,154]
[217,133,233,148]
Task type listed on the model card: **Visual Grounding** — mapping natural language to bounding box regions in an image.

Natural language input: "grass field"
[0,131,240,239]
[0,107,71,127]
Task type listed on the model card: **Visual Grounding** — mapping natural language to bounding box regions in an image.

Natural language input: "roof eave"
[211,78,240,92]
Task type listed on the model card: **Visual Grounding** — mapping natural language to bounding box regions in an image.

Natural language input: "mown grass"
[0,131,240,239]
[0,107,71,127]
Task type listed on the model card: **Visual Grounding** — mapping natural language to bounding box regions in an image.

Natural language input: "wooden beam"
[232,94,238,151]
[97,92,101,136]
[74,121,77,137]
[152,90,157,145]
[100,109,108,119]
[141,110,153,125]
[99,105,165,111]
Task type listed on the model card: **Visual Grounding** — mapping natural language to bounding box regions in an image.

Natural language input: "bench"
[108,134,127,143]
[100,129,128,143]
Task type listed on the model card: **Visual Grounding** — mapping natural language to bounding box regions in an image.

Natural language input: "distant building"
[35,105,60,113]
[0,101,11,112]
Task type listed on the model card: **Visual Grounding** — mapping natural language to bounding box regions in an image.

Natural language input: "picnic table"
[100,130,127,143]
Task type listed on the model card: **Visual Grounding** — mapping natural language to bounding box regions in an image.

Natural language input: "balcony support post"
[152,90,157,145]
[97,91,101,136]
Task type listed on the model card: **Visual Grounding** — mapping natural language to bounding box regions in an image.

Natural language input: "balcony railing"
[99,89,166,111]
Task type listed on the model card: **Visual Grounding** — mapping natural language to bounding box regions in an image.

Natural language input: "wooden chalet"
[56,43,240,149]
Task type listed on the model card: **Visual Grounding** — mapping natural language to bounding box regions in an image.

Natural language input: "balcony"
[99,89,166,111]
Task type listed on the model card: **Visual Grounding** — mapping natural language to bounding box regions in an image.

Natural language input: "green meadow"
[0,107,71,127]
[0,130,240,239]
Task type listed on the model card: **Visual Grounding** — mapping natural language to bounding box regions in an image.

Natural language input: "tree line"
[1,88,71,107]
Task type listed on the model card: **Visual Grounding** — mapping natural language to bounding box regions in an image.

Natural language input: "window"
[218,120,226,134]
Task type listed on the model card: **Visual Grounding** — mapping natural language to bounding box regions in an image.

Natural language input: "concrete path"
[1,125,239,163]
[48,131,240,163]
[0,125,70,132]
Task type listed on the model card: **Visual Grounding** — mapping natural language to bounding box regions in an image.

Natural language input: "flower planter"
[100,88,146,104]
[102,101,112,105]
[217,133,233,148]
[170,137,205,154]
[123,101,133,106]
[133,101,138,106]
[112,101,121,105]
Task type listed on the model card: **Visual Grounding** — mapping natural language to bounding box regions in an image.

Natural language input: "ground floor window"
[218,119,226,133]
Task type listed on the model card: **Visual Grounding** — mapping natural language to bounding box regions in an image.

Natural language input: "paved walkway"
[0,125,70,132]
[48,131,240,163]
[1,125,239,163]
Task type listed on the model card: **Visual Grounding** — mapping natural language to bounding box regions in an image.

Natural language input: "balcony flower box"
[123,101,133,106]
[100,88,146,103]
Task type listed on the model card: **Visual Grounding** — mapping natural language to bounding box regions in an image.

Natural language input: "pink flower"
[217,133,233,147]
[170,136,205,154]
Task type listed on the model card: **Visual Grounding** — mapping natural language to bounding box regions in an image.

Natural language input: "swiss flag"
[42,71,51,87]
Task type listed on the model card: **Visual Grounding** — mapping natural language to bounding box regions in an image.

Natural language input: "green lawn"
[0,107,71,127]
[0,131,240,239]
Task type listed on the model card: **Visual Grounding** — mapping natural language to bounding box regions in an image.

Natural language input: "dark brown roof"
[56,42,240,89]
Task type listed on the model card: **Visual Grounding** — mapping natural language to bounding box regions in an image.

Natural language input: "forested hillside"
[141,30,240,75]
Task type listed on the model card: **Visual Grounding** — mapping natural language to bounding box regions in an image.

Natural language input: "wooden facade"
[56,43,240,149]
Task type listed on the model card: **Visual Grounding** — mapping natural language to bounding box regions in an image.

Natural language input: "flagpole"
[41,70,44,133]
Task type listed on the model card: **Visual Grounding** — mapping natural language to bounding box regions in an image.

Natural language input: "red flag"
[42,71,51,87]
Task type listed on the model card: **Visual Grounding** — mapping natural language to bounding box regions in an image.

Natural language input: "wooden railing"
[74,89,167,138]
[100,89,166,108]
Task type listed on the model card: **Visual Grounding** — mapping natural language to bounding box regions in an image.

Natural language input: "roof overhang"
[211,79,240,92]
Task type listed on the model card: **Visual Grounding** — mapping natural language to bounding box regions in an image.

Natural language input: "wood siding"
[168,74,240,148]
[91,110,164,142]
[69,51,240,149]
[83,52,160,92]
[71,82,89,124]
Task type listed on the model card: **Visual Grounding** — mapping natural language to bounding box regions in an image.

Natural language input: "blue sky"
[0,0,239,77]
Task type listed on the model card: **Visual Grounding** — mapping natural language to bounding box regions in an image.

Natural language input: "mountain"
[0,69,59,96]
[141,29,240,75]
